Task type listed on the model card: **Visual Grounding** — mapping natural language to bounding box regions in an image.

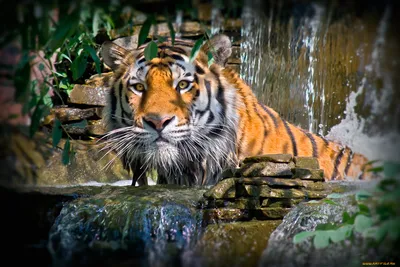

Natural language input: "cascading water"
[240,0,400,163]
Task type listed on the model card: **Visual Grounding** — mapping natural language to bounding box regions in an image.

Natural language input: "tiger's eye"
[178,81,189,89]
[134,83,145,91]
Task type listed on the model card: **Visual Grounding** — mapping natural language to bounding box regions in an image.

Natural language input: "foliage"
[293,161,400,249]
[3,0,239,165]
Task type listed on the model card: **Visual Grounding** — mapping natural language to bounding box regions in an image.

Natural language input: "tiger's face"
[101,35,238,184]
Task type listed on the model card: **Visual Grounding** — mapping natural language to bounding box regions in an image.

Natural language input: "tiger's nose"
[143,115,175,131]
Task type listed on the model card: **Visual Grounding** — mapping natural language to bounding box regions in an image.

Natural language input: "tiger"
[100,34,370,186]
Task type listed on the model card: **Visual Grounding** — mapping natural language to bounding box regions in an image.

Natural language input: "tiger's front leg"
[130,161,148,186]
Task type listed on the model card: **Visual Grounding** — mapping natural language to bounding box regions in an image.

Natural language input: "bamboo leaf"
[52,119,62,147]
[190,37,204,62]
[138,16,154,47]
[144,41,158,61]
[71,54,88,81]
[167,20,175,45]
[84,45,102,74]
[62,139,71,165]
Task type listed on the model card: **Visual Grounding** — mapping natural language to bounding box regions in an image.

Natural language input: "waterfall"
[240,0,400,162]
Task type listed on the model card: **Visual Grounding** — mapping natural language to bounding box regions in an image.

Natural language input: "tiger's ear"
[101,41,128,70]
[202,34,232,67]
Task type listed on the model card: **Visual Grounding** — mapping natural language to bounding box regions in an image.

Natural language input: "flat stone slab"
[261,198,304,208]
[255,208,291,219]
[294,156,320,169]
[203,208,250,222]
[68,84,108,106]
[237,177,304,187]
[242,154,293,164]
[203,178,236,199]
[243,185,305,198]
[44,107,99,124]
[240,162,294,177]
[292,168,325,181]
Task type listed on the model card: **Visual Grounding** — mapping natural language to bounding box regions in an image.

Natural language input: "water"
[240,0,400,162]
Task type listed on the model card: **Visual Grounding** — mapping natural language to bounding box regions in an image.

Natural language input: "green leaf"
[293,231,316,244]
[313,230,330,249]
[84,45,102,74]
[381,218,400,241]
[358,204,370,215]
[71,54,88,81]
[362,226,387,242]
[47,12,79,52]
[330,225,353,243]
[62,139,71,165]
[29,101,45,138]
[144,41,158,61]
[383,161,400,178]
[207,51,214,67]
[167,20,175,45]
[138,15,154,47]
[323,199,339,206]
[342,211,356,225]
[367,166,384,173]
[52,119,63,147]
[190,37,204,62]
[316,223,337,231]
[354,214,373,233]
[355,190,373,201]
[326,193,344,199]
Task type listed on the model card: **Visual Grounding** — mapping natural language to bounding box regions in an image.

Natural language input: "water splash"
[326,6,400,162]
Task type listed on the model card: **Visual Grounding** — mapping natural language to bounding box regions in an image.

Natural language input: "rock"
[189,220,282,267]
[243,185,305,198]
[240,161,294,177]
[203,208,250,222]
[46,107,98,124]
[261,198,304,208]
[255,207,291,219]
[234,198,260,209]
[258,181,398,267]
[301,181,326,191]
[238,177,304,187]
[292,168,325,181]
[203,178,236,199]
[294,156,320,169]
[242,153,293,164]
[221,167,241,178]
[87,120,107,136]
[303,190,329,199]
[68,84,108,106]
[180,21,204,36]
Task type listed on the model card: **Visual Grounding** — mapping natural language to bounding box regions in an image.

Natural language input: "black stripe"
[206,111,215,124]
[216,80,226,117]
[171,54,185,62]
[302,129,318,158]
[344,150,354,176]
[184,73,192,77]
[137,57,146,65]
[194,74,199,84]
[193,88,200,102]
[176,63,186,72]
[195,80,212,116]
[260,103,279,128]
[331,148,345,180]
[253,103,267,155]
[282,120,298,156]
[195,65,205,75]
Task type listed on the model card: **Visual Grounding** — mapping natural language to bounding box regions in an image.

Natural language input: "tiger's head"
[101,34,239,185]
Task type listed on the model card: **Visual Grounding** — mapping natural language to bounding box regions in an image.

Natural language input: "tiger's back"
[101,34,370,186]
